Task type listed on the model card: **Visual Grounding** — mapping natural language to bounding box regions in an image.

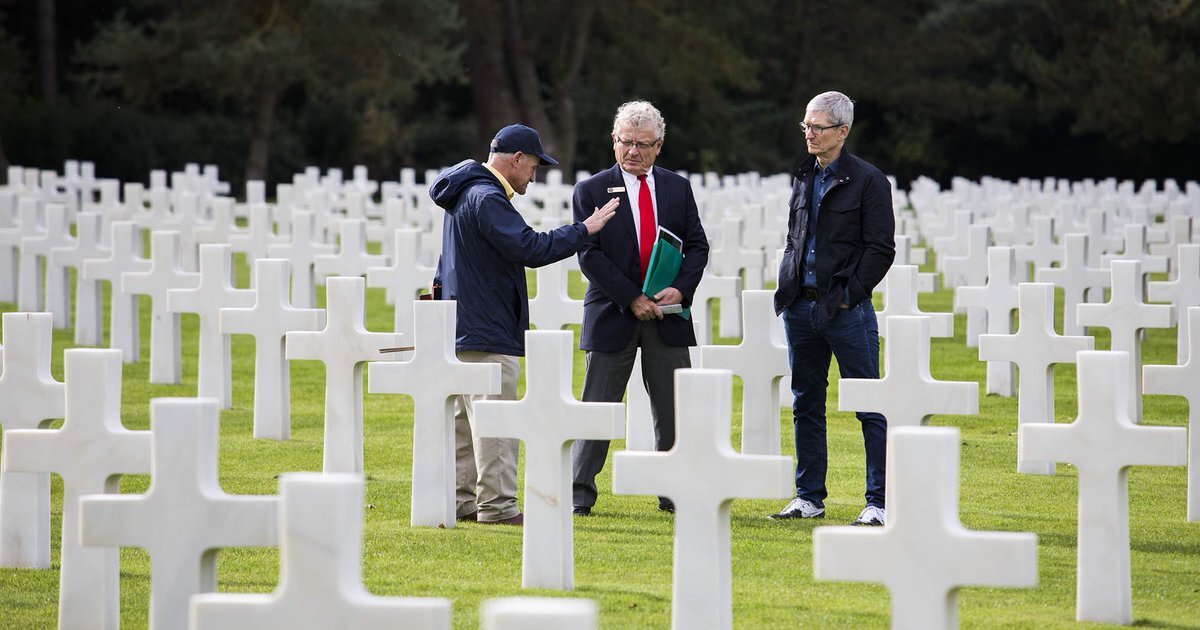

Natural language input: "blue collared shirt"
[801,158,839,289]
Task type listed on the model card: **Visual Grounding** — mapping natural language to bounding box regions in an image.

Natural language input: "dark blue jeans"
[782,297,886,508]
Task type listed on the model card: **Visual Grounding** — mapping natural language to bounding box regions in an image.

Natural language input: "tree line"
[1,0,1196,191]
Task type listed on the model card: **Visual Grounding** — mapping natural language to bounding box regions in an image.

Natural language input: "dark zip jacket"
[431,159,588,355]
[774,151,895,320]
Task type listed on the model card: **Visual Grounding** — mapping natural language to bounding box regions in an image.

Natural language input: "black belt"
[801,287,820,301]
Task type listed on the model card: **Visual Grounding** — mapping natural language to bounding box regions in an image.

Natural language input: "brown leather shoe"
[456,511,478,522]
[480,512,524,525]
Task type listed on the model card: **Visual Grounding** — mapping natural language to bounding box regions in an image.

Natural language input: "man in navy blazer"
[570,101,709,516]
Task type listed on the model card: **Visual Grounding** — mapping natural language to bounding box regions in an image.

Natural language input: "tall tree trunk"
[549,1,594,177]
[38,0,57,99]
[246,85,278,183]
[462,0,519,152]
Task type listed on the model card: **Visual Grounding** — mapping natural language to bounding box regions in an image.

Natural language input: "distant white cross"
[1076,260,1175,423]
[220,258,324,440]
[287,276,401,473]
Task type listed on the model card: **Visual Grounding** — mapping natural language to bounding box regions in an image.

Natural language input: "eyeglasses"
[799,122,844,135]
[615,137,661,151]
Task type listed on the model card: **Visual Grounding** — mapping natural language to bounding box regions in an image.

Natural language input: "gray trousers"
[571,320,691,508]
[454,351,521,522]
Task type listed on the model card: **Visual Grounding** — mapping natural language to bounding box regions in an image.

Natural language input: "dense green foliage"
[1,1,1197,190]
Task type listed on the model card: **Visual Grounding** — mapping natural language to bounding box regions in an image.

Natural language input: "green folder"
[641,226,690,319]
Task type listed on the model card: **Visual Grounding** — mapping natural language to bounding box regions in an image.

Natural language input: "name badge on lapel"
[606,186,626,194]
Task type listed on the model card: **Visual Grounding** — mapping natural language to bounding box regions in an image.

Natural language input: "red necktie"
[637,174,655,280]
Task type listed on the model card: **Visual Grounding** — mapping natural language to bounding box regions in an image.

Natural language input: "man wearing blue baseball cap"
[431,124,618,525]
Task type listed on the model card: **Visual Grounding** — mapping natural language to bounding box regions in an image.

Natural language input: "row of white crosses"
[902,175,1198,625]
[7,165,1190,624]
[0,302,793,628]
[0,341,595,629]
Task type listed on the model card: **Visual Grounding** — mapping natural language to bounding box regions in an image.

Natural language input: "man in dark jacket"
[769,91,896,526]
[570,101,709,516]
[431,124,617,525]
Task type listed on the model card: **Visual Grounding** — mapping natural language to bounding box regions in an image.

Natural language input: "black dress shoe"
[658,500,676,514]
[572,506,592,516]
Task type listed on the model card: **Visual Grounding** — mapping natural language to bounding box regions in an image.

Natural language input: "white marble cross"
[698,290,789,455]
[1019,351,1186,625]
[79,397,278,630]
[1148,215,1194,281]
[288,276,401,473]
[710,216,758,337]
[1,198,42,312]
[266,211,335,309]
[192,196,245,247]
[1035,233,1110,336]
[612,368,791,630]
[932,210,972,287]
[50,211,108,346]
[21,202,76,328]
[166,192,203,271]
[944,225,991,346]
[1,349,151,629]
[480,597,597,630]
[813,427,1037,630]
[0,312,64,569]
[1143,306,1200,522]
[840,316,978,429]
[1102,223,1168,278]
[877,265,954,340]
[0,192,18,302]
[474,331,624,589]
[228,202,279,271]
[1013,215,1062,281]
[1077,260,1175,423]
[189,473,451,630]
[691,271,741,346]
[167,244,255,409]
[892,234,936,292]
[314,218,387,282]
[123,231,200,384]
[1148,244,1200,364]
[1084,210,1122,269]
[955,247,1021,395]
[220,258,324,440]
[978,283,1093,474]
[528,258,584,332]
[82,221,150,362]
[366,299,498,527]
[366,228,435,339]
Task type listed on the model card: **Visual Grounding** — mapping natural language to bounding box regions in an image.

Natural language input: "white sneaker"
[769,497,824,519]
[851,505,885,526]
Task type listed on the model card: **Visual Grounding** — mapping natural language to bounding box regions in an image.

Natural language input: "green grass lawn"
[0,254,1197,629]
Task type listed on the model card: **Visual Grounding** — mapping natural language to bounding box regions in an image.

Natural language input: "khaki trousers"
[454,351,521,521]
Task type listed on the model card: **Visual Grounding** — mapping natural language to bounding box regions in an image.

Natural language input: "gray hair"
[612,101,666,141]
[806,91,855,129]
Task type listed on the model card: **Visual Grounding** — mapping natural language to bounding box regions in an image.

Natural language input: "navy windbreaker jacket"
[431,160,588,356]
